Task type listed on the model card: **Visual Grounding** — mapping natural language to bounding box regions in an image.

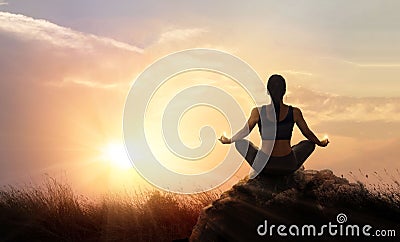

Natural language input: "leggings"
[235,140,315,176]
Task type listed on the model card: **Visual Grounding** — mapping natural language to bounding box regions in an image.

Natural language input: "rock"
[190,169,400,242]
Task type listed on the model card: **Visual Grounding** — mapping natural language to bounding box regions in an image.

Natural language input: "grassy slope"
[0,177,218,242]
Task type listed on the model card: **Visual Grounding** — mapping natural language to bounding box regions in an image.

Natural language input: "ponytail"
[267,74,286,123]
[271,95,281,122]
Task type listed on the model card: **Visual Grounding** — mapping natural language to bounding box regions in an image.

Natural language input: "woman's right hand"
[218,135,232,144]
[318,138,330,147]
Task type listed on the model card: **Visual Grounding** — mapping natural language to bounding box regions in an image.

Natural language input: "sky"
[0,1,399,196]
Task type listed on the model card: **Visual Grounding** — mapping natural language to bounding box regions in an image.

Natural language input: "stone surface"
[190,168,400,242]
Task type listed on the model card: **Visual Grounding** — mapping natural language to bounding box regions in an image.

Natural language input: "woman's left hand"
[319,138,330,147]
[218,135,231,144]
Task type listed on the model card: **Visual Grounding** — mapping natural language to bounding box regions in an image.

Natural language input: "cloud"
[0,11,143,53]
[0,1,8,6]
[286,86,400,139]
[342,60,400,68]
[313,120,400,139]
[157,27,207,44]
[279,70,313,76]
[320,56,400,69]
[288,86,400,123]
[46,78,120,89]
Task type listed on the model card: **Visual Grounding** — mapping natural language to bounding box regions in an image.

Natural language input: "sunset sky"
[1,1,399,196]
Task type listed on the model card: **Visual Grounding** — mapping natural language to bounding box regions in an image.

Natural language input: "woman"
[219,74,329,176]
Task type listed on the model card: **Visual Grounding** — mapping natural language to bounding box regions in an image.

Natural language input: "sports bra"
[258,105,295,140]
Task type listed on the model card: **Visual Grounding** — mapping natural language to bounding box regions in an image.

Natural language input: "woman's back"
[260,104,294,156]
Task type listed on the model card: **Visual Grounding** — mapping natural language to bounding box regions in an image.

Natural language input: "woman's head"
[267,74,286,100]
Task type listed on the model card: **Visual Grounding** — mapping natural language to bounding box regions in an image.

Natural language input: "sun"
[102,142,133,169]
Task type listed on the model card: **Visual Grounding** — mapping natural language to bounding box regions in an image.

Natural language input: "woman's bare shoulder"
[288,104,299,111]
[291,106,304,120]
[292,105,300,111]
[250,107,260,115]
[248,107,260,122]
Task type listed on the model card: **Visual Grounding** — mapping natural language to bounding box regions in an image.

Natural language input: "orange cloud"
[288,86,400,123]
[157,28,207,44]
[0,11,143,53]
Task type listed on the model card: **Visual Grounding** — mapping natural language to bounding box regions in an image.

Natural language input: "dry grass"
[0,177,219,242]
[1,170,399,241]
[348,169,400,210]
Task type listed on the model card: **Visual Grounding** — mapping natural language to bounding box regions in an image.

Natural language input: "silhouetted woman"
[219,74,329,175]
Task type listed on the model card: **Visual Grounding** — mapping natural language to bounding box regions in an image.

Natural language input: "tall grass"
[0,177,219,242]
[1,170,399,241]
[348,169,400,210]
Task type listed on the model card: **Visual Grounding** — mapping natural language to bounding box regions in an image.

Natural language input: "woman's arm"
[293,107,329,147]
[219,107,260,144]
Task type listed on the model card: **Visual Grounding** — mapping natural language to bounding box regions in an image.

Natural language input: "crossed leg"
[234,139,315,173]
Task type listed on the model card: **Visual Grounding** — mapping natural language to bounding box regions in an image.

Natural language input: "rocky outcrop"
[190,168,400,241]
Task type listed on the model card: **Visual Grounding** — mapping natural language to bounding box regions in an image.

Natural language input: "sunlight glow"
[102,142,133,169]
